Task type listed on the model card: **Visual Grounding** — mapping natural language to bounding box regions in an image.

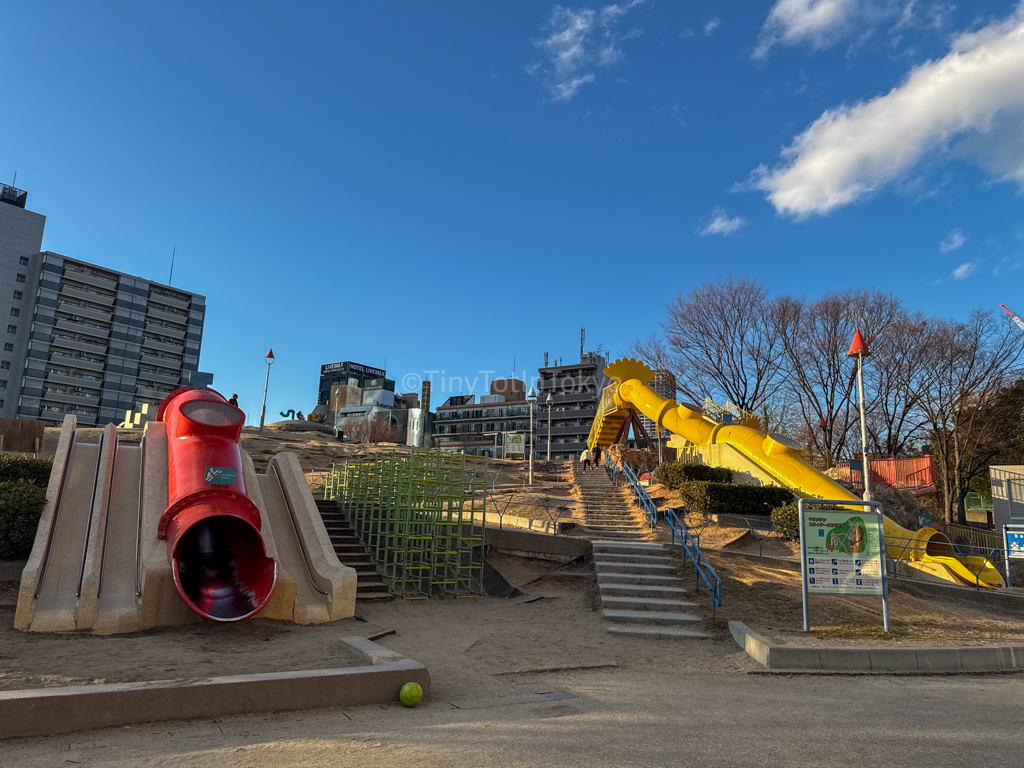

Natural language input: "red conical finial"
[847,329,870,357]
[266,349,275,359]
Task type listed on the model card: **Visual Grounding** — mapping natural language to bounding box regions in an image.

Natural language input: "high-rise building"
[317,361,386,406]
[639,369,678,445]
[0,184,206,425]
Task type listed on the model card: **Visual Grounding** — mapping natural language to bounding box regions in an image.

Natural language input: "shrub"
[653,462,732,489]
[0,454,54,486]
[676,481,793,517]
[771,503,800,539]
[0,481,48,559]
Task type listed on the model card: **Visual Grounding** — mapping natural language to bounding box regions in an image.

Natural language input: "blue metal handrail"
[664,507,722,615]
[606,460,722,615]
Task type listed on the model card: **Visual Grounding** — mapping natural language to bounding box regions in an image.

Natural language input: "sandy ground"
[0,552,749,696]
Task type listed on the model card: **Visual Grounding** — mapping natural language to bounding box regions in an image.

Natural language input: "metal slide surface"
[591,358,1004,589]
[96,443,143,627]
[32,441,102,625]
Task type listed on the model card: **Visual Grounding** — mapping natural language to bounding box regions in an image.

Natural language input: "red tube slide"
[157,387,277,621]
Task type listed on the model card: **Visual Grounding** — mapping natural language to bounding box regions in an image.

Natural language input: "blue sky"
[3,1,1022,421]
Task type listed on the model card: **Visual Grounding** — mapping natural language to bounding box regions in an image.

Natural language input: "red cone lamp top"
[266,348,275,360]
[847,329,870,357]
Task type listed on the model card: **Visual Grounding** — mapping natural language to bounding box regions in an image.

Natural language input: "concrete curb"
[0,637,429,740]
[729,621,1024,674]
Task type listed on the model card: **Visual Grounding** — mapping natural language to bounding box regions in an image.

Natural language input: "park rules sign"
[802,510,884,596]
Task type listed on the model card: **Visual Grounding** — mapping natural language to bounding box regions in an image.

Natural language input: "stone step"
[593,540,665,553]
[600,595,697,611]
[595,561,675,575]
[593,553,672,566]
[603,608,702,626]
[596,572,683,586]
[599,583,688,598]
[356,591,394,601]
[605,625,709,640]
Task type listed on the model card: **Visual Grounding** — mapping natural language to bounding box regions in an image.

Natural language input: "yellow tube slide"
[593,358,1004,589]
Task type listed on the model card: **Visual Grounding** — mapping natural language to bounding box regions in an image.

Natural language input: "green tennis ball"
[400,681,423,708]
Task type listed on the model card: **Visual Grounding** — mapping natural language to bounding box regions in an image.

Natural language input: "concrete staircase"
[315,499,393,601]
[577,465,708,640]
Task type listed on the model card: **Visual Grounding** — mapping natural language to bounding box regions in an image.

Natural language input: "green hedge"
[653,462,732,489]
[770,503,800,539]
[0,482,48,559]
[0,454,54,485]
[677,481,793,517]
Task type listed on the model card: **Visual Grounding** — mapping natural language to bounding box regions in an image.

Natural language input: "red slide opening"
[158,387,277,621]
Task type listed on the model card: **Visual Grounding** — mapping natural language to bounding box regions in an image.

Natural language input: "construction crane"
[1000,304,1024,334]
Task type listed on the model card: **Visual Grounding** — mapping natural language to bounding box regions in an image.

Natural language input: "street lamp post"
[527,385,537,485]
[847,330,872,501]
[546,392,553,461]
[259,348,275,433]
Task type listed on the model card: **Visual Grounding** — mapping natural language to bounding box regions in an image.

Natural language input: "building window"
[6,325,16,334]
[16,274,25,283]
[0,381,6,390]
[0,399,4,408]
[0,361,8,369]
[13,291,22,300]
[10,308,19,318]
[3,343,11,351]
[19,256,29,265]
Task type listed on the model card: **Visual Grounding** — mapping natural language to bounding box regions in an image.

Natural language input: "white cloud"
[698,208,748,236]
[704,17,721,36]
[680,27,695,39]
[952,261,978,280]
[993,255,1023,276]
[939,228,966,253]
[754,0,953,59]
[748,6,1024,217]
[529,1,646,102]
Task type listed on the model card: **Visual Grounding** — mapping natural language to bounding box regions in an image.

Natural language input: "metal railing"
[607,458,722,615]
[946,522,1001,550]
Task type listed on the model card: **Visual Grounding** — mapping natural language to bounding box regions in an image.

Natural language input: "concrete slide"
[16,414,357,634]
[589,358,1005,590]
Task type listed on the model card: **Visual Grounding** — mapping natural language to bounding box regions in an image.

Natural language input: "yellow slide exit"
[589,358,1004,590]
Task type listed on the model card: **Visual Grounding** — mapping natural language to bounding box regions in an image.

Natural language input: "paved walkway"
[576,463,707,640]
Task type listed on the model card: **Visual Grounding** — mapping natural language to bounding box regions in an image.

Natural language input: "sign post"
[799,499,889,633]
[1003,524,1024,588]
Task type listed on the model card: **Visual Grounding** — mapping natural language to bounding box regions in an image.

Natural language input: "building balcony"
[135,385,172,400]
[144,320,185,339]
[41,389,102,407]
[59,283,115,306]
[63,265,118,291]
[56,300,111,324]
[45,371,103,389]
[148,291,191,311]
[146,304,189,324]
[54,318,111,340]
[48,351,106,372]
[139,351,182,369]
[138,367,180,386]
[50,334,108,356]
[141,336,184,355]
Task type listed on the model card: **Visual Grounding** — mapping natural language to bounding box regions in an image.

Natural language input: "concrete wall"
[697,443,781,488]
[992,465,1024,531]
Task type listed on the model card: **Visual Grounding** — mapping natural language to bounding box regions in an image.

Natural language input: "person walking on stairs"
[580,448,592,472]
[594,445,602,466]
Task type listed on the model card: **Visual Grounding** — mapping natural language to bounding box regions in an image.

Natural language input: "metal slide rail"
[607,459,722,615]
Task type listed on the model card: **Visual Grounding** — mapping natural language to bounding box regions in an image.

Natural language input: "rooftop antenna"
[168,245,176,285]
[513,355,516,377]
[580,327,585,360]
[11,171,16,186]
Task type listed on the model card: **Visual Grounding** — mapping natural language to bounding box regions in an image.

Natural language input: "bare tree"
[918,311,1024,523]
[775,290,902,467]
[632,278,785,412]
[346,415,401,444]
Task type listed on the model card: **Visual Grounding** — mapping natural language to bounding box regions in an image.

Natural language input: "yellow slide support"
[590,358,1004,589]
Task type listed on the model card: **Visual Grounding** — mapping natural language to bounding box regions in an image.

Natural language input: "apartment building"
[433,379,531,457]
[0,184,206,425]
[532,352,609,462]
